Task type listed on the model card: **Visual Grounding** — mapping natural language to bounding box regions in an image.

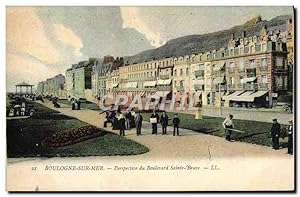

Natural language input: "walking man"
[135,111,143,136]
[172,114,180,136]
[287,120,293,155]
[223,114,234,141]
[160,111,169,135]
[270,118,281,150]
[150,110,159,135]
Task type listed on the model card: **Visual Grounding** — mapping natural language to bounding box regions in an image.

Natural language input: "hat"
[272,118,277,121]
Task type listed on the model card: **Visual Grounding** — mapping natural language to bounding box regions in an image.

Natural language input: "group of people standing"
[150,110,180,136]
[115,110,181,137]
[71,99,81,110]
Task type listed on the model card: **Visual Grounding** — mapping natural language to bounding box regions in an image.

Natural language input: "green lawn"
[58,99,100,111]
[141,111,288,147]
[6,101,149,157]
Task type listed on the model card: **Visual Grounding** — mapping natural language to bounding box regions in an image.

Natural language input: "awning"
[213,75,226,84]
[139,91,145,97]
[157,79,172,85]
[157,80,165,85]
[243,91,269,102]
[230,91,256,102]
[143,81,157,87]
[153,91,170,97]
[163,79,172,85]
[131,82,138,88]
[222,90,245,100]
[112,83,119,88]
[241,77,257,84]
[213,62,225,71]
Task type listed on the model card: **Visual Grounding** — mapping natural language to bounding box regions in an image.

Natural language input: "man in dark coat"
[135,111,143,136]
[77,100,81,110]
[118,113,126,136]
[160,111,169,135]
[150,110,159,135]
[270,119,281,150]
[173,114,180,136]
[287,120,293,155]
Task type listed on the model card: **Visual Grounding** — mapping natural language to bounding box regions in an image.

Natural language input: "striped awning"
[222,90,245,100]
[213,62,226,71]
[241,77,257,84]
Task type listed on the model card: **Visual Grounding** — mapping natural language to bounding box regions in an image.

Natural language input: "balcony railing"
[157,86,172,91]
[120,76,157,82]
[159,75,170,80]
[176,86,185,92]
[238,68,245,73]
[213,85,227,91]
[243,83,258,91]
[194,84,204,91]
[259,83,268,89]
[259,66,268,71]
[194,70,204,77]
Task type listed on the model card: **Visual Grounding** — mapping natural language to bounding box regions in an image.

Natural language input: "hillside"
[124,14,293,64]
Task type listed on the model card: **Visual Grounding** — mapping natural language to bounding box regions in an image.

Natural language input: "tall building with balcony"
[37,74,65,98]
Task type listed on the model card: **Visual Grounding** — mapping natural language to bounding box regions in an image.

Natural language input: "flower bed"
[42,125,105,147]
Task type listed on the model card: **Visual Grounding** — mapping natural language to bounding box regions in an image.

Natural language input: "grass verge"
[141,111,288,147]
[6,101,149,157]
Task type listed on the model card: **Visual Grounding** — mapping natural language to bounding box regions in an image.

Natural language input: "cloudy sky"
[6,6,293,92]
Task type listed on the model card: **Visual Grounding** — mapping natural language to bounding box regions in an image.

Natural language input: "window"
[261,75,267,84]
[276,57,284,68]
[166,61,168,66]
[250,45,254,53]
[262,44,267,51]
[180,69,183,76]
[230,49,234,56]
[229,62,235,73]
[174,69,177,76]
[199,64,205,70]
[239,59,244,72]
[229,77,234,84]
[180,80,184,87]
[239,76,244,84]
[221,52,225,57]
[249,59,256,68]
[261,58,267,69]
[186,68,189,75]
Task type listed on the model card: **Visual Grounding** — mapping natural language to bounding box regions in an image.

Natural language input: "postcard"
[6,6,295,191]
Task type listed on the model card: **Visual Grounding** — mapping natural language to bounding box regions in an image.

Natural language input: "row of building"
[37,19,294,108]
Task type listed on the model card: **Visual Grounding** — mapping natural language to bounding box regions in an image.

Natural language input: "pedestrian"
[160,111,169,135]
[77,100,81,110]
[135,111,143,135]
[287,120,293,155]
[150,110,159,135]
[118,113,126,136]
[270,118,281,150]
[223,114,234,141]
[172,114,180,136]
[125,109,131,130]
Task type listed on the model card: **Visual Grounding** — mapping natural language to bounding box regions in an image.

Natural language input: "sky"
[6,6,293,92]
